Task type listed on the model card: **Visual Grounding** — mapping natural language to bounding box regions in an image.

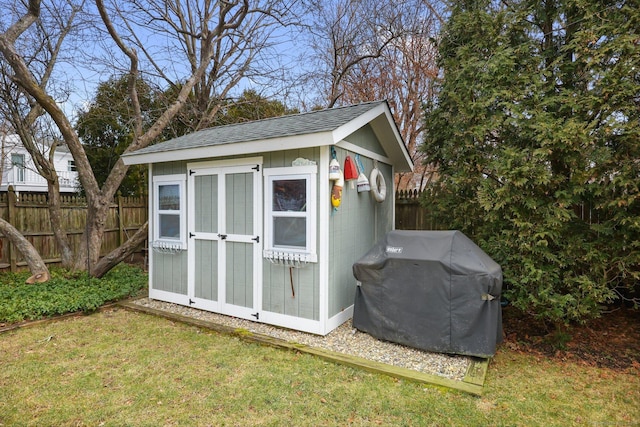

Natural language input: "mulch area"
[501,305,640,371]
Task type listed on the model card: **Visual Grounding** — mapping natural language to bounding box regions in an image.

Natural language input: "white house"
[0,133,79,194]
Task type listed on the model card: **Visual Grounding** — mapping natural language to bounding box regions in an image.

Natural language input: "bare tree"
[0,0,86,281]
[1,0,120,276]
[0,130,50,282]
[302,0,414,108]
[0,0,302,278]
[303,0,445,190]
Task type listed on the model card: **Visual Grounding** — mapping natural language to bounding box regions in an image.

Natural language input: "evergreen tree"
[75,76,162,196]
[212,89,297,126]
[423,0,640,323]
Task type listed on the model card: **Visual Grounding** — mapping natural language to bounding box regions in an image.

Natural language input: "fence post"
[7,186,17,272]
[118,193,125,246]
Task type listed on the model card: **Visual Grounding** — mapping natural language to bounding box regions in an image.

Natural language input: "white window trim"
[263,165,317,263]
[11,153,25,182]
[153,174,187,250]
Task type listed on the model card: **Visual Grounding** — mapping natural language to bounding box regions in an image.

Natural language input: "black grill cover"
[352,230,503,357]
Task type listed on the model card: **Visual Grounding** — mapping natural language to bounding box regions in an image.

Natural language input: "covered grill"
[352,230,503,357]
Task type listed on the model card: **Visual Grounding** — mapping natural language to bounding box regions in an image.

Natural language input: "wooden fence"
[395,189,601,230]
[395,189,438,231]
[0,186,431,272]
[0,187,147,271]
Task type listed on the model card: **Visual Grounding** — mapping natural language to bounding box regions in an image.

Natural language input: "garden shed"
[121,101,412,335]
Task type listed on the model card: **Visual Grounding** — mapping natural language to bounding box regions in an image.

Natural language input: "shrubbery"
[422,0,639,324]
[0,264,146,324]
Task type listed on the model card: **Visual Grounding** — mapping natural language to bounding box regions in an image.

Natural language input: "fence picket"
[0,187,147,271]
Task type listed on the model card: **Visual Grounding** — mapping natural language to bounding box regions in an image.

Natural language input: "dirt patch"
[502,305,640,371]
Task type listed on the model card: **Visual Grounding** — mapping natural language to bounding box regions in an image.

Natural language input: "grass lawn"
[1,308,638,426]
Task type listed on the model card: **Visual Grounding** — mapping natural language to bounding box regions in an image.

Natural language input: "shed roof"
[121,101,413,172]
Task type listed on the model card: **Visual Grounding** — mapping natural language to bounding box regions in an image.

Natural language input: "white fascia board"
[122,132,332,165]
[331,103,413,173]
[331,102,388,143]
[371,112,414,172]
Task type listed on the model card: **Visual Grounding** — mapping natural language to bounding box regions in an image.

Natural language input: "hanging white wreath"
[370,167,386,203]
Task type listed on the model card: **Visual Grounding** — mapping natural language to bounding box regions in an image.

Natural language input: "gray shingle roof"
[125,101,387,157]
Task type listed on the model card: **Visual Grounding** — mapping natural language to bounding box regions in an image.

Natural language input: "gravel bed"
[132,298,470,381]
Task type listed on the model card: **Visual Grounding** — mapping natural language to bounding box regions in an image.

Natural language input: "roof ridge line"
[197,100,387,132]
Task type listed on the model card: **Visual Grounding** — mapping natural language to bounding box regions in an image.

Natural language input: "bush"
[0,264,147,324]
[421,0,640,324]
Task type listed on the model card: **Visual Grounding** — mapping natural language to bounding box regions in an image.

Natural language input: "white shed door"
[187,160,262,320]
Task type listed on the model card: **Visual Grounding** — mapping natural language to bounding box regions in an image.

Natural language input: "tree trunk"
[91,221,148,278]
[72,195,110,273]
[47,177,74,268]
[0,218,49,283]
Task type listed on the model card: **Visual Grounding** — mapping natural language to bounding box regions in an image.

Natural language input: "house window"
[11,154,25,182]
[153,174,186,249]
[68,160,76,172]
[264,165,317,263]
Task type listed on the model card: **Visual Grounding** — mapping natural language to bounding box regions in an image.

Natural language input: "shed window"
[264,166,317,263]
[153,174,186,249]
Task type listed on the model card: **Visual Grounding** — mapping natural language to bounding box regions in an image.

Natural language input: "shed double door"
[187,160,262,320]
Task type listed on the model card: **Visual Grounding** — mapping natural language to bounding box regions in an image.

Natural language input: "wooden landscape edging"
[118,300,488,396]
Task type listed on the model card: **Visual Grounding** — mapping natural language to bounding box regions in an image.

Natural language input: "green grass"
[1,309,638,426]
[0,265,146,324]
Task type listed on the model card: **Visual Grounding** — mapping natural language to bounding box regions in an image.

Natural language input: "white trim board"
[335,140,393,165]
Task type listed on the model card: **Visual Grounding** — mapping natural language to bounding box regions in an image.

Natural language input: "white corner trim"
[318,145,330,335]
[325,305,354,335]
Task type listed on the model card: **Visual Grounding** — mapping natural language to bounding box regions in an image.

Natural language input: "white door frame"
[187,157,263,320]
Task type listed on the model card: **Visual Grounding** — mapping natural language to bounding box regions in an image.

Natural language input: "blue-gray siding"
[149,139,393,325]
[261,148,321,320]
[327,148,393,318]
